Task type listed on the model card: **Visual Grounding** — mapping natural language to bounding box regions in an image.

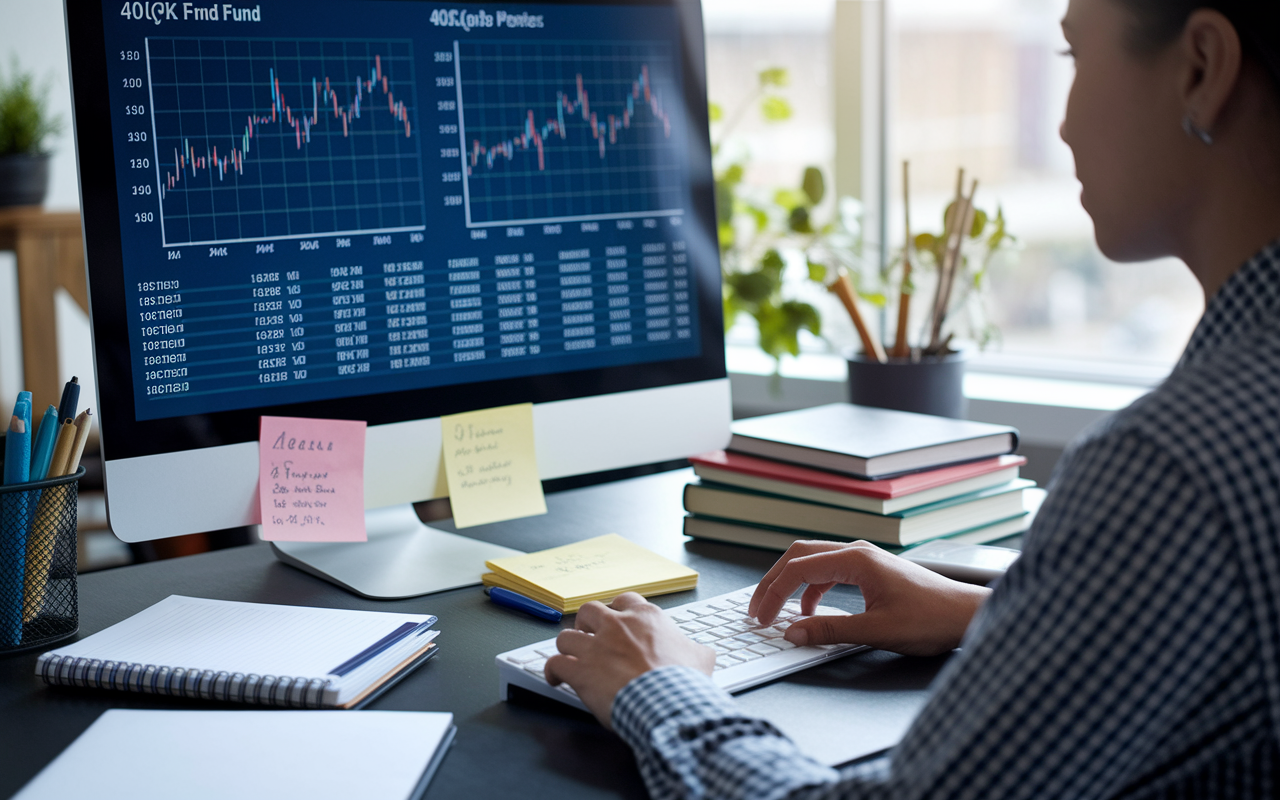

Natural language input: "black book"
[729,403,1019,479]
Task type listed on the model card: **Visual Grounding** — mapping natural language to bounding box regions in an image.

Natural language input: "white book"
[13,709,455,800]
[34,596,440,708]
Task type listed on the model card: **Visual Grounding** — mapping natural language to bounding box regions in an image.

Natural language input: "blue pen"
[30,405,59,482]
[485,586,563,623]
[3,394,33,646]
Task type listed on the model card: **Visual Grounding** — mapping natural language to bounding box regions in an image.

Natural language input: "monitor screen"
[69,0,724,466]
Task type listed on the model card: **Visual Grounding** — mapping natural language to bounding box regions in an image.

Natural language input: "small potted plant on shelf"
[0,57,64,208]
[713,70,1016,416]
[846,163,1016,419]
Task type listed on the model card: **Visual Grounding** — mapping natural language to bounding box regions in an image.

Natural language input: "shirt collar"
[1178,239,1280,369]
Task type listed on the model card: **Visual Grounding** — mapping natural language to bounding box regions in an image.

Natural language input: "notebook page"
[13,710,453,800]
[46,596,435,678]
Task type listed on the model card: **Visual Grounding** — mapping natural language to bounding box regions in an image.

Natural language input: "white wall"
[1,0,96,410]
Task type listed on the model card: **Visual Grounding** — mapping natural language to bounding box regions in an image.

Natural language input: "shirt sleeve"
[611,431,1254,800]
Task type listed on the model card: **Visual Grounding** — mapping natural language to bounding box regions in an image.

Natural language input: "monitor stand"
[270,504,523,600]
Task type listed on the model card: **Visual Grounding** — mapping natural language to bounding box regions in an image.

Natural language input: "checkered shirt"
[612,241,1280,799]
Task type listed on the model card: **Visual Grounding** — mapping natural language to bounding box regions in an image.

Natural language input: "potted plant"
[713,68,881,371]
[0,58,64,207]
[847,164,1016,418]
[713,70,1017,416]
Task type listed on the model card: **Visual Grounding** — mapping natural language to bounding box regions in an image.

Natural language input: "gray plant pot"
[846,350,969,419]
[0,153,51,207]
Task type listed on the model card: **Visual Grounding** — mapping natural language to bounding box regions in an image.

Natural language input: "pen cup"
[0,438,83,655]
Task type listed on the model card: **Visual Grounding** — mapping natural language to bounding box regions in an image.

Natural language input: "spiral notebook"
[34,596,440,708]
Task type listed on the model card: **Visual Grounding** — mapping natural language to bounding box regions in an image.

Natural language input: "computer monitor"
[64,0,730,597]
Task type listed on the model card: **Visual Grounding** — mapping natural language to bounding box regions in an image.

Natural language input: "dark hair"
[1112,1,1280,92]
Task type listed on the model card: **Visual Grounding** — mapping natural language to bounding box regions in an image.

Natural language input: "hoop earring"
[1182,115,1214,146]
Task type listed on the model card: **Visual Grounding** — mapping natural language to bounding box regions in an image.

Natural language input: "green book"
[682,479,1035,547]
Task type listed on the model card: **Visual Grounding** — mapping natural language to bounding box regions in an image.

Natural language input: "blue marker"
[3,394,33,646]
[485,586,563,623]
[30,405,59,482]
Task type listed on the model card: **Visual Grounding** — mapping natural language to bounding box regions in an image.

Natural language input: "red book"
[689,451,1028,515]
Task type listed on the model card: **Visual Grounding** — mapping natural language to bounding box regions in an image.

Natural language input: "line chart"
[453,40,687,228]
[146,37,426,246]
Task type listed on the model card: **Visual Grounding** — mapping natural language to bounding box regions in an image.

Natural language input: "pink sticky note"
[259,416,367,542]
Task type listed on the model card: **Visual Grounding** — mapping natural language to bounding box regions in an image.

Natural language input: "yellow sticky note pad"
[483,534,699,613]
[442,403,547,528]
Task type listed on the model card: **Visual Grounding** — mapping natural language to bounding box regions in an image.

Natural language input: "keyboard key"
[734,632,766,645]
[715,656,739,670]
[711,643,731,655]
[506,652,540,665]
[706,601,732,612]
[772,639,798,650]
[747,642,783,655]
[706,626,736,638]
[691,633,718,644]
[524,659,547,676]
[735,649,763,662]
[669,610,696,623]
[757,627,787,639]
[722,639,750,651]
[535,648,559,659]
[679,621,710,633]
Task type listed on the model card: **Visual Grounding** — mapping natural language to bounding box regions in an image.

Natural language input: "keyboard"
[497,585,868,713]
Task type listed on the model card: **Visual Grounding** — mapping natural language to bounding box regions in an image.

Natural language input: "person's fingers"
[543,653,581,687]
[755,547,873,624]
[609,592,650,611]
[574,600,611,633]
[784,611,884,648]
[556,628,593,657]
[749,541,851,618]
[800,582,835,615]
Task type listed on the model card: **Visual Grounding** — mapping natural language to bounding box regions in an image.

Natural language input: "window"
[706,0,1204,372]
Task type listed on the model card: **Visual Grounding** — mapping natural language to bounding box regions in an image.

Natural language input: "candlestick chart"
[454,40,686,227]
[145,37,426,246]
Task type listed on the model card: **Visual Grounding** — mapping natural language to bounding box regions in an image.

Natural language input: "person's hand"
[545,592,715,729]
[748,540,991,657]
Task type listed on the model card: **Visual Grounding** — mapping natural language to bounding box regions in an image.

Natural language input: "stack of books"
[683,404,1044,554]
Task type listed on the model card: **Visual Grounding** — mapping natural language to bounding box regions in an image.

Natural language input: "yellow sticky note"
[483,534,699,613]
[442,403,547,528]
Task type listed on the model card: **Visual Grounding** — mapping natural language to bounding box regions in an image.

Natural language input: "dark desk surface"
[0,468,948,798]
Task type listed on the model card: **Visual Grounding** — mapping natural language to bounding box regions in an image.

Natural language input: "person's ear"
[1179,9,1243,139]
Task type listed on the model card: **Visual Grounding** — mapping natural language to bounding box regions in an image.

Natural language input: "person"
[544,0,1280,796]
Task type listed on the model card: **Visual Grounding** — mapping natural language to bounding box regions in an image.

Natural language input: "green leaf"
[751,207,768,233]
[758,67,789,88]
[807,260,828,284]
[720,163,745,185]
[858,291,888,308]
[760,248,786,277]
[773,188,806,211]
[728,269,779,304]
[788,206,813,233]
[802,167,825,205]
[717,223,734,252]
[970,208,988,238]
[760,95,792,122]
[708,102,724,123]
[714,183,734,227]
